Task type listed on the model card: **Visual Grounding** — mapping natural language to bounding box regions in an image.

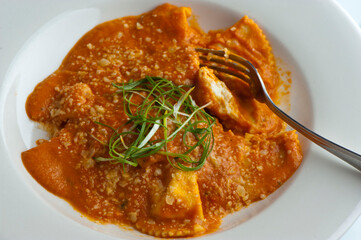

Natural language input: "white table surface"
[335,1,361,239]
[0,0,359,239]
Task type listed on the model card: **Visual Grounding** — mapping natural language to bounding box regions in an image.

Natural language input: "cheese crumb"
[129,212,137,222]
[99,58,110,66]
[136,22,144,29]
[154,168,162,176]
[86,43,95,49]
[165,195,175,205]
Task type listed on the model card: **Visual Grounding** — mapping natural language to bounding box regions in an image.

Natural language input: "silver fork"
[196,47,361,172]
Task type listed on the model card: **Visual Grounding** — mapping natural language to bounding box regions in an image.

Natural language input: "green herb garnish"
[94,76,215,171]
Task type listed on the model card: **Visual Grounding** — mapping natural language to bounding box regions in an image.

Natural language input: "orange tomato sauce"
[21,3,302,238]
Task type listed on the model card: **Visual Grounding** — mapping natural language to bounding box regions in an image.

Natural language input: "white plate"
[1,0,361,239]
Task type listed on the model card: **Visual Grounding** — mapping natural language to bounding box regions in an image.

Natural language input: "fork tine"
[197,47,264,101]
[196,48,226,57]
[196,48,251,69]
[196,48,253,84]
[198,55,250,75]
[199,64,250,83]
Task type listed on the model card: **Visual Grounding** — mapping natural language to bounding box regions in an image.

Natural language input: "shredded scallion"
[94,76,215,171]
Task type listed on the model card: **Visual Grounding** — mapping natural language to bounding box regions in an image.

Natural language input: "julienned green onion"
[94,76,216,171]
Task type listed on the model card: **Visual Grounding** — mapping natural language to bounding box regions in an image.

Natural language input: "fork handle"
[264,95,361,172]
